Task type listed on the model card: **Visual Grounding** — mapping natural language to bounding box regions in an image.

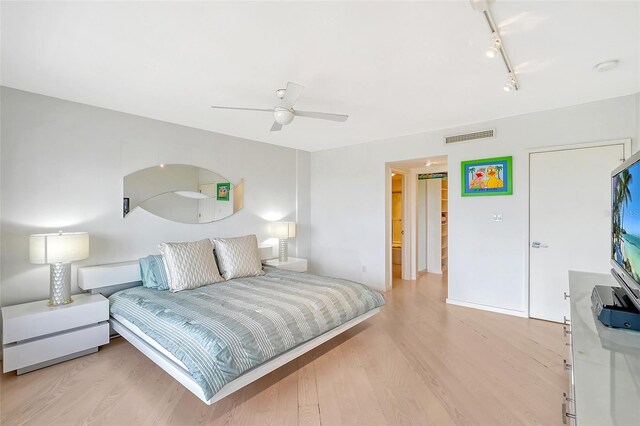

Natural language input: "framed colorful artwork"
[461,156,512,196]
[216,182,230,201]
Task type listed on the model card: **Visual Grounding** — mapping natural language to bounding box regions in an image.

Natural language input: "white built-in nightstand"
[264,257,308,273]
[2,293,109,374]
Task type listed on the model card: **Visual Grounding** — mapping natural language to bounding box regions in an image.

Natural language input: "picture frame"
[461,156,512,196]
[216,182,230,201]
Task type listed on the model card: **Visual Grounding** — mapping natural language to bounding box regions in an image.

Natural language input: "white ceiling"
[2,1,639,152]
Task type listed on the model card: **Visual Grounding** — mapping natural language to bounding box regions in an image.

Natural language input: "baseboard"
[446,298,528,318]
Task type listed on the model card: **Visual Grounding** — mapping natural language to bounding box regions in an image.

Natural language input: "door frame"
[409,163,448,279]
[526,138,631,317]
[387,167,412,286]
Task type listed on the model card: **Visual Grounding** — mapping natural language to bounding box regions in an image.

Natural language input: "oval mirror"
[123,164,243,223]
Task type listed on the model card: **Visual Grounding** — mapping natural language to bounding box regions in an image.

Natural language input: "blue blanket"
[109,267,384,401]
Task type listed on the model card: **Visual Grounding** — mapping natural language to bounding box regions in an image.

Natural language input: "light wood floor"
[1,273,568,425]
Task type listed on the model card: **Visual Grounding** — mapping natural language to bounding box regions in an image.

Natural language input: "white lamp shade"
[269,222,297,239]
[29,232,90,264]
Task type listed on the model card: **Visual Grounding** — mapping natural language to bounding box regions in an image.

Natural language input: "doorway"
[529,140,630,322]
[417,161,448,276]
[391,173,405,279]
[387,156,448,288]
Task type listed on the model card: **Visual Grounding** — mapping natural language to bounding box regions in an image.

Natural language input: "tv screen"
[611,153,640,310]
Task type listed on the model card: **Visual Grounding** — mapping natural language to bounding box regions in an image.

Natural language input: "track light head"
[503,73,517,92]
[486,33,501,58]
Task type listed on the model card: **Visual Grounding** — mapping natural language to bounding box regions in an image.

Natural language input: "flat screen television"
[611,149,640,311]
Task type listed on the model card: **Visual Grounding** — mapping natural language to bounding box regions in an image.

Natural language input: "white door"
[529,143,625,322]
[198,183,217,223]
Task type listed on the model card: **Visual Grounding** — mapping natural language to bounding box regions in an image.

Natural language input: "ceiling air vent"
[445,129,495,144]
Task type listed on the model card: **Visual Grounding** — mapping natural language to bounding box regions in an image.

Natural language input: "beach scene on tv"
[612,162,640,281]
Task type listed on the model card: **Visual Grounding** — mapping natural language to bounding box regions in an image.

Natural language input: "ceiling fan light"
[274,108,294,125]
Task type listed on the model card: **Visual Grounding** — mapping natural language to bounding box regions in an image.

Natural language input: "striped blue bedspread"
[109,267,385,401]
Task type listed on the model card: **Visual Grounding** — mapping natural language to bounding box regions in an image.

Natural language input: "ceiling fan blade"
[280,82,304,108]
[270,121,283,132]
[210,106,273,112]
[294,110,349,122]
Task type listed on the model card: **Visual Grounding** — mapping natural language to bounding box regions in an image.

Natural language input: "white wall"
[0,87,310,306]
[637,93,640,143]
[310,93,639,315]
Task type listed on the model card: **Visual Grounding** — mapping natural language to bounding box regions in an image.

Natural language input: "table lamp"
[29,232,89,306]
[269,222,296,262]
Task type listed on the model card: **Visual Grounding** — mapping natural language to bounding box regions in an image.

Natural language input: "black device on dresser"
[591,285,640,331]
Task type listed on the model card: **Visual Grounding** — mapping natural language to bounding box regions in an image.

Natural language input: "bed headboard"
[78,261,142,296]
[78,244,275,296]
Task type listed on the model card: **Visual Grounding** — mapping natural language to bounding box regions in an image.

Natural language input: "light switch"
[493,213,503,222]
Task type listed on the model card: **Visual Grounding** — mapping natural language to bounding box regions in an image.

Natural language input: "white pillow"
[212,234,265,280]
[159,239,224,292]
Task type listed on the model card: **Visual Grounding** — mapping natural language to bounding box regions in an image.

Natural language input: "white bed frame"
[78,261,380,405]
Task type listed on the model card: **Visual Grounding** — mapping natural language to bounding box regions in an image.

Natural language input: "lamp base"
[49,262,73,306]
[278,238,288,262]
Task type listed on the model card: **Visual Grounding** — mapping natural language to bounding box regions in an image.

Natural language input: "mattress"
[109,266,385,401]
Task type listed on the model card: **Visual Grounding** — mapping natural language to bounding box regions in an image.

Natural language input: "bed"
[78,262,384,405]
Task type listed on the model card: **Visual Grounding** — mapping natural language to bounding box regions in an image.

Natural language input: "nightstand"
[264,257,308,273]
[2,293,109,374]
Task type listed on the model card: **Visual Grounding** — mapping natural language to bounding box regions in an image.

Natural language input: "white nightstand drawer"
[3,322,109,373]
[2,293,108,344]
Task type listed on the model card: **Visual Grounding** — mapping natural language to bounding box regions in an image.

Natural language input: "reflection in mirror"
[123,164,243,224]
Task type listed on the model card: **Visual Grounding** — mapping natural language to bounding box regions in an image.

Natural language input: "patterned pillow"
[159,239,224,292]
[212,235,265,280]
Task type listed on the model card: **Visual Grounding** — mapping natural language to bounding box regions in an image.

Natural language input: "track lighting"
[472,2,520,92]
[486,33,501,58]
[503,74,517,92]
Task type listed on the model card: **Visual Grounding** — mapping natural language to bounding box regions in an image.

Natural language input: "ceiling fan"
[210,82,348,132]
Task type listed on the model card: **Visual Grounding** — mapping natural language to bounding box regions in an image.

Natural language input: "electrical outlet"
[493,213,503,222]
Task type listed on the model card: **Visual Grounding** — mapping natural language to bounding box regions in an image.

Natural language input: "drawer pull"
[563,327,572,337]
[562,402,576,424]
[563,359,572,371]
[564,292,570,300]
[563,316,571,325]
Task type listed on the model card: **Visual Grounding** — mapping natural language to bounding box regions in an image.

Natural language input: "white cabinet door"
[529,144,625,322]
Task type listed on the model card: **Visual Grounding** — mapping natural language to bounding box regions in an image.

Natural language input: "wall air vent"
[445,129,495,144]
